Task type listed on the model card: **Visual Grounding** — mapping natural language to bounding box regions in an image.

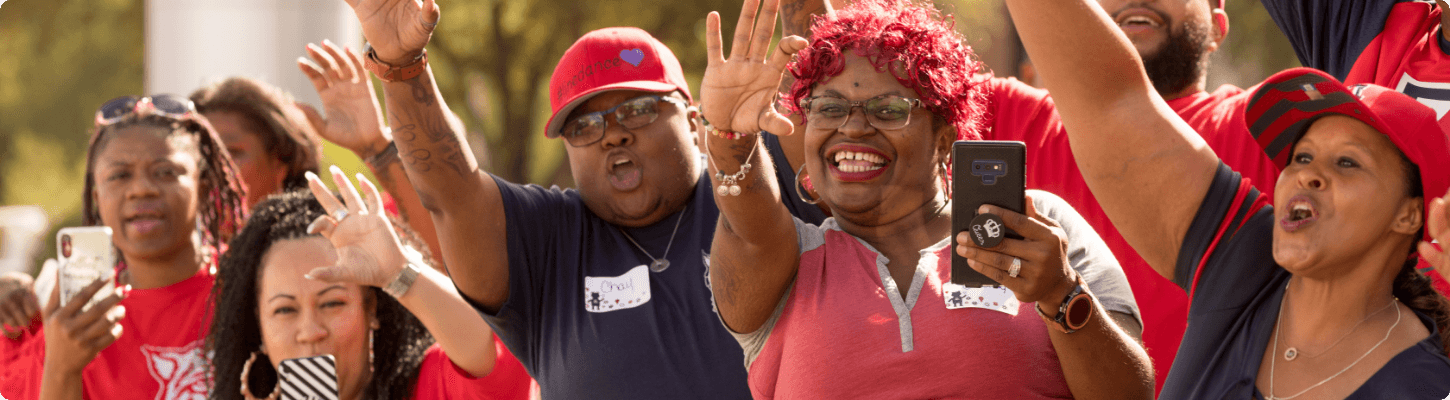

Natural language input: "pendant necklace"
[1278,293,1396,361]
[618,205,687,272]
[1267,284,1402,400]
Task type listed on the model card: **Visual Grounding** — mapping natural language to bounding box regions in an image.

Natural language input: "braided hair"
[208,190,432,400]
[81,113,247,252]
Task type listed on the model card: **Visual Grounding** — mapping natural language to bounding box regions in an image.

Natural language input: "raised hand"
[297,40,391,157]
[1419,191,1450,278]
[701,0,809,137]
[303,166,409,288]
[42,278,125,375]
[954,193,1078,306]
[343,0,439,65]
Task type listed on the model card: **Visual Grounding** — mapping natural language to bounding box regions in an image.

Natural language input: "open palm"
[298,41,390,155]
[701,0,808,136]
[305,167,408,288]
[344,0,439,65]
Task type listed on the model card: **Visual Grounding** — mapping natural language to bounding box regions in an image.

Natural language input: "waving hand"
[344,0,440,65]
[701,0,809,136]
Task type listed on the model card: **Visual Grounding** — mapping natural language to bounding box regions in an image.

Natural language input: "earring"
[240,350,280,400]
[939,160,953,199]
[795,164,821,205]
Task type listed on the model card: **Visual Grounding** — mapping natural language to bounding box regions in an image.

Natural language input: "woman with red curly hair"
[698,0,1153,398]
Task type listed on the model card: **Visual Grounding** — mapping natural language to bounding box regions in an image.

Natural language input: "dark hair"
[82,113,247,250]
[1393,155,1450,354]
[190,77,323,190]
[208,190,432,400]
[783,0,986,142]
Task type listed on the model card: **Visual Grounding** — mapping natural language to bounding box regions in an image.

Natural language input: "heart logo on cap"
[620,49,644,67]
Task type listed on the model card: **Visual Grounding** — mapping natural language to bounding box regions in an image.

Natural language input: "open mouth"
[825,145,892,182]
[1113,8,1165,32]
[607,156,642,191]
[1279,196,1318,232]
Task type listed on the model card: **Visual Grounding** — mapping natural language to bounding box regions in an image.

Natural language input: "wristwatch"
[382,261,421,299]
[1037,275,1093,334]
[363,44,428,82]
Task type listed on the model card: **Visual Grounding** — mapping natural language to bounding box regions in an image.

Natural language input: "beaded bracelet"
[698,115,751,140]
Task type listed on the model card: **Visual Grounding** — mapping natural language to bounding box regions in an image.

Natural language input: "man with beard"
[772,0,1279,393]
[1261,0,1450,296]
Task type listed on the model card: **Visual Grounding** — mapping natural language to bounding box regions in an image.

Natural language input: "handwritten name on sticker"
[583,265,652,313]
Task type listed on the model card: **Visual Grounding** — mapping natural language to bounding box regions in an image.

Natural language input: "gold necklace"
[1266,288,1402,400]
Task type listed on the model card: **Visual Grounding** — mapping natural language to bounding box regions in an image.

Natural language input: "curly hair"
[82,113,247,250]
[783,0,986,142]
[190,77,323,191]
[208,190,433,400]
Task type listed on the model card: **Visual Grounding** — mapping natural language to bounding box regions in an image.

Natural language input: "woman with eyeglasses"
[696,0,1153,397]
[208,181,530,400]
[0,94,246,400]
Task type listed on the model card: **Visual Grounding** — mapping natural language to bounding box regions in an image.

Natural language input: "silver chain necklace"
[618,205,687,272]
[1279,294,1396,361]
[1267,286,1402,400]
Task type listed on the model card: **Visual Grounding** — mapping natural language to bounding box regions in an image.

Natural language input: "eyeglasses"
[94,94,196,127]
[559,95,688,147]
[798,94,925,131]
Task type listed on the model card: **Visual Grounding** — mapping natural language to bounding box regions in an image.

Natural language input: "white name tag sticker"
[942,283,1019,316]
[583,265,652,313]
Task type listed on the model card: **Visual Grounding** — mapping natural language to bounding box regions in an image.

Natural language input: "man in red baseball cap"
[335,0,764,396]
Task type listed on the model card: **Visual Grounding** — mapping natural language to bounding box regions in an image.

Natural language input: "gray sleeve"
[713,217,826,371]
[1030,190,1142,328]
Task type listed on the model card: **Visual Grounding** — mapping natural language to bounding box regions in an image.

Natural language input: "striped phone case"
[277,355,339,400]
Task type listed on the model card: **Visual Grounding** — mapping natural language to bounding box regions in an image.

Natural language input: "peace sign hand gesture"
[343,0,440,65]
[701,0,809,136]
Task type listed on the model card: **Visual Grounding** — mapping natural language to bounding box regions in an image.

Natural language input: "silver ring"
[1008,257,1022,278]
[332,209,349,223]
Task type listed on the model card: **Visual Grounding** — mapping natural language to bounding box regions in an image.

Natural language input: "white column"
[145,0,360,106]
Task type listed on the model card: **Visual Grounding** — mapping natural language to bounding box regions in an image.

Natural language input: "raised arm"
[296,40,444,265]
[340,0,510,311]
[304,170,497,377]
[1003,0,1219,278]
[700,0,809,333]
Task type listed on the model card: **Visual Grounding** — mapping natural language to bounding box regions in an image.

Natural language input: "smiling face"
[562,90,701,227]
[207,111,287,210]
[804,54,952,226]
[1272,115,1423,277]
[91,125,202,261]
[257,237,373,400]
[1099,0,1218,95]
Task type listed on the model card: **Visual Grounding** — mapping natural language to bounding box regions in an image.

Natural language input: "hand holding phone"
[56,227,117,311]
[278,355,339,400]
[951,141,1026,287]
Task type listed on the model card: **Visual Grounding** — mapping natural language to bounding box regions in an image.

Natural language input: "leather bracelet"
[382,261,421,299]
[363,44,428,82]
[365,139,399,172]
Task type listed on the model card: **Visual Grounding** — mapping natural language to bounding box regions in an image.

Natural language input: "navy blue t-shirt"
[1159,164,1450,399]
[481,172,751,399]
[763,132,829,225]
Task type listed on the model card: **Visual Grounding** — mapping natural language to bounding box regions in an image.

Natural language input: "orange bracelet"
[363,44,428,83]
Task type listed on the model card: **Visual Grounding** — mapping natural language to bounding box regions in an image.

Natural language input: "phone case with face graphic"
[951,141,1026,287]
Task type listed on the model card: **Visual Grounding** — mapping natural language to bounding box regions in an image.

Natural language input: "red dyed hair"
[784,0,985,141]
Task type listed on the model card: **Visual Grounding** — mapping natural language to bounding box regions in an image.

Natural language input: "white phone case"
[55,226,116,310]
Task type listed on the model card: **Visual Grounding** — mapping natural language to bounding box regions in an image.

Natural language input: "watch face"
[1064,292,1093,330]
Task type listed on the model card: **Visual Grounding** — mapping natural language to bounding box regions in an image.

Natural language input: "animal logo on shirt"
[141,340,208,400]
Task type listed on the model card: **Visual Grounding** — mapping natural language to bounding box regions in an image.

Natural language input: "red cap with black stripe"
[1245,67,1450,239]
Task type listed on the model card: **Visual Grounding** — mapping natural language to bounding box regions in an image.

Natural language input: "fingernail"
[305,171,320,182]
[978,205,990,214]
[356,173,367,182]
[297,56,309,64]
[304,273,316,280]
[323,38,334,46]
[307,219,322,234]
[330,165,344,175]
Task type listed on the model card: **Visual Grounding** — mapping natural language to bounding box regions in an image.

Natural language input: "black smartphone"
[277,355,339,400]
[951,141,1026,287]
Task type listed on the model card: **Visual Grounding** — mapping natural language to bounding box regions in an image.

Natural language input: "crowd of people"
[0,0,1448,398]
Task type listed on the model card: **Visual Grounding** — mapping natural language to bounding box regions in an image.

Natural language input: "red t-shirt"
[979,77,1282,393]
[0,270,213,400]
[412,339,532,400]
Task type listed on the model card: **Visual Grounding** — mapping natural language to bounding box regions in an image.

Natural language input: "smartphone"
[56,226,117,310]
[278,355,339,400]
[951,141,1026,287]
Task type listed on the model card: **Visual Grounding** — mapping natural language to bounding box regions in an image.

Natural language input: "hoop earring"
[939,160,952,199]
[240,350,280,400]
[795,164,821,205]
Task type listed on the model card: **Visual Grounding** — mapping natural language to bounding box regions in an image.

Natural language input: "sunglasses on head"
[799,94,925,131]
[559,94,688,147]
[94,94,196,127]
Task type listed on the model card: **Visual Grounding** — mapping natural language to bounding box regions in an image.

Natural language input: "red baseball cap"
[1246,67,1450,238]
[545,27,693,138]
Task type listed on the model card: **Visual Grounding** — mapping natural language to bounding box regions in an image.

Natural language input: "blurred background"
[0,0,1298,276]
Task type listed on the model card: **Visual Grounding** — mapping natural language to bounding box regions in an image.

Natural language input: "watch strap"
[1036,276,1093,334]
[363,44,428,83]
[382,261,421,299]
